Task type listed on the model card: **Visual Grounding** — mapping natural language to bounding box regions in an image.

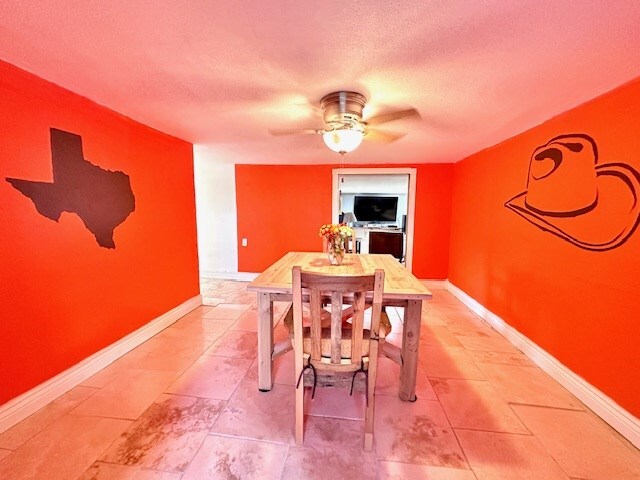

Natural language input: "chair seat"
[300,326,372,358]
[283,306,392,360]
[283,304,392,338]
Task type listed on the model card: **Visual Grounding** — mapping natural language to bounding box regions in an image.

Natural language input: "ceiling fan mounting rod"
[320,91,366,124]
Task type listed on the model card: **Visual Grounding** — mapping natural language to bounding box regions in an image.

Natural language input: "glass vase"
[327,239,345,265]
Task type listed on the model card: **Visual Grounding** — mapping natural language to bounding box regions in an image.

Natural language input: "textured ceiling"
[1,1,640,164]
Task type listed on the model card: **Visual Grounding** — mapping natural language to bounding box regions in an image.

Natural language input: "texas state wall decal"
[6,128,136,248]
[504,133,640,251]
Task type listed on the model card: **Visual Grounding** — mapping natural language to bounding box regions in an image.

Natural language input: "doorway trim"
[332,167,417,271]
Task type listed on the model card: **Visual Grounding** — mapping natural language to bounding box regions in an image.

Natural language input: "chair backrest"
[345,230,358,253]
[292,266,384,370]
[322,230,358,254]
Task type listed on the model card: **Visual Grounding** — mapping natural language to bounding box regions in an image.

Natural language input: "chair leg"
[364,351,379,451]
[294,341,305,445]
[364,371,376,452]
[295,380,304,446]
[364,381,375,451]
[364,432,373,452]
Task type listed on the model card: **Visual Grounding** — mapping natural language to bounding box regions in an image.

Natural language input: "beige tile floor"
[1,278,639,479]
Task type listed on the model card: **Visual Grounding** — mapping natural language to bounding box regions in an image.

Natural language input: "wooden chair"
[321,229,358,320]
[322,230,357,253]
[289,266,385,451]
[319,230,392,341]
[345,229,358,253]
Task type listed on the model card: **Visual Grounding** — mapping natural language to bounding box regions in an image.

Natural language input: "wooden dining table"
[247,251,432,401]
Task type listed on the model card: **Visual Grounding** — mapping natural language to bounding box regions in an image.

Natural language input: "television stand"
[369,230,404,260]
[353,226,405,261]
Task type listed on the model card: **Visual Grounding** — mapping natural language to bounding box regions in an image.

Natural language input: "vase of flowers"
[319,223,353,266]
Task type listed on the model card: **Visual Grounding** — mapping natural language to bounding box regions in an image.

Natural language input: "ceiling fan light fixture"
[322,128,364,154]
[269,90,418,153]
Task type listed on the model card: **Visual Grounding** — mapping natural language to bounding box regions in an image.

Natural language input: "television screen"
[353,196,398,222]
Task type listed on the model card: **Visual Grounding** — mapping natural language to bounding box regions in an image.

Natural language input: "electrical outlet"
[241,238,248,247]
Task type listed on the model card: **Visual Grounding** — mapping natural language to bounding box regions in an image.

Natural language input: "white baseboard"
[445,280,640,449]
[200,271,258,281]
[420,279,447,289]
[0,294,202,434]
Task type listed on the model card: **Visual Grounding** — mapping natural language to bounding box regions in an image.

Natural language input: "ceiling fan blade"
[365,108,421,126]
[268,128,322,136]
[365,129,407,144]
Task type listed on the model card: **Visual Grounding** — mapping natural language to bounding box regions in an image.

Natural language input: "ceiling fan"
[269,91,421,154]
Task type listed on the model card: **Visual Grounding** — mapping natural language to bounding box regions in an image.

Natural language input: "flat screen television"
[353,195,398,223]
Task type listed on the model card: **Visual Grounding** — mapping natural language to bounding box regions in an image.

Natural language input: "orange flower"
[319,223,353,240]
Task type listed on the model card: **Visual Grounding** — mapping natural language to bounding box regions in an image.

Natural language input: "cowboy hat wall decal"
[504,133,640,251]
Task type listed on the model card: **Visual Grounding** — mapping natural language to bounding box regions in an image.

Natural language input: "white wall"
[193,146,238,275]
[338,174,409,225]
[338,174,409,194]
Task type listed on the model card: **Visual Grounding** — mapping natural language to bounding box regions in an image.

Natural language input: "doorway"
[332,168,417,271]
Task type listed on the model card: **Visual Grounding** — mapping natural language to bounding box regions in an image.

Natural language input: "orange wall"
[236,164,334,272]
[235,163,453,278]
[413,164,453,278]
[449,77,640,416]
[0,60,199,405]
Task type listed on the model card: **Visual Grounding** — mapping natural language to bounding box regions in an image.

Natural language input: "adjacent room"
[1,2,639,479]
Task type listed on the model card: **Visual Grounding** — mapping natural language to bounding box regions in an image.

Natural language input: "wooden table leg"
[399,299,422,401]
[257,292,274,391]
